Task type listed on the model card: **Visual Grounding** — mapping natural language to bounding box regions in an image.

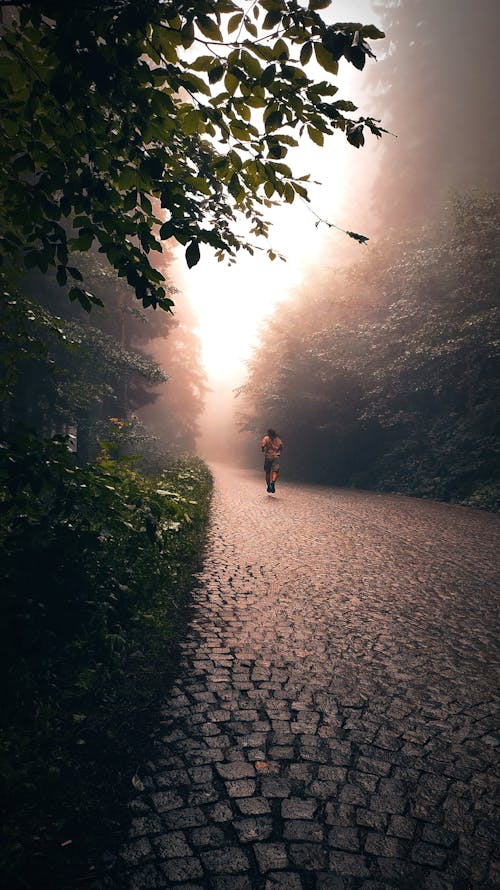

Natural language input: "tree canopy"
[0,0,385,310]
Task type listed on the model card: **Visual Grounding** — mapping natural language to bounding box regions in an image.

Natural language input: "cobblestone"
[110,466,500,888]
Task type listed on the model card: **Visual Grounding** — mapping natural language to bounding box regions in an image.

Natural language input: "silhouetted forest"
[1,246,205,464]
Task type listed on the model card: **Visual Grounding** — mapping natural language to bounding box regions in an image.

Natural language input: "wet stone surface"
[107,466,499,888]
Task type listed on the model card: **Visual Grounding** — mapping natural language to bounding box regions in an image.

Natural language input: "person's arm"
[261,436,267,452]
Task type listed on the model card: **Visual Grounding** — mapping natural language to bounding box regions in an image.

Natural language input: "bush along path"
[0,430,213,889]
[109,465,499,890]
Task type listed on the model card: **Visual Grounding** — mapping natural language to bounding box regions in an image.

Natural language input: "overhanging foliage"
[0,0,385,309]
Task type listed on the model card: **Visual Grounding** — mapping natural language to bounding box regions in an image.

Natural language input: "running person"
[261,428,283,493]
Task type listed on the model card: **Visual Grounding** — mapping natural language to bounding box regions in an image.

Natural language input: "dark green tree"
[0,0,385,310]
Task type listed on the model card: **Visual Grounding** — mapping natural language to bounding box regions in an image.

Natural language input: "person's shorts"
[264,457,280,472]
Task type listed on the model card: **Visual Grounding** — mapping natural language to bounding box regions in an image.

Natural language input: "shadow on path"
[107,466,500,889]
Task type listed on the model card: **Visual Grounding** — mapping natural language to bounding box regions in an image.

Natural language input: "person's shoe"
[270,482,276,493]
[267,484,271,492]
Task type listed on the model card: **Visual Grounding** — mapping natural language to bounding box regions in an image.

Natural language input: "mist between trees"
[234,0,500,510]
[237,191,499,510]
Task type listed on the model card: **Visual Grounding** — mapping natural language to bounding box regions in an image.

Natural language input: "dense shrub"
[0,430,212,885]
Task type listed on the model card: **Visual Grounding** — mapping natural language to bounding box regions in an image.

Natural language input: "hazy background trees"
[239,191,499,507]
[367,0,500,232]
[237,0,500,509]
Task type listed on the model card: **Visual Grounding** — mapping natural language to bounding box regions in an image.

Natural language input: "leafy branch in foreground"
[0,1,385,310]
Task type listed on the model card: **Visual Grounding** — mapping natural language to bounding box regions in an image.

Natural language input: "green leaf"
[307,126,324,146]
[346,123,365,147]
[240,49,262,79]
[196,15,223,42]
[227,13,243,34]
[224,71,239,94]
[265,110,283,132]
[182,108,203,136]
[208,64,225,84]
[185,240,201,268]
[261,63,276,87]
[300,41,313,66]
[346,230,369,244]
[314,43,339,75]
[263,10,282,30]
[273,38,289,61]
[245,20,258,37]
[361,25,385,40]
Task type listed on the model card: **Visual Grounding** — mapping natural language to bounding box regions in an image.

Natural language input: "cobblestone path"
[117,466,499,889]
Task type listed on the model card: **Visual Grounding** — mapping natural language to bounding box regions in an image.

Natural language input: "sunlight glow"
[173,0,383,388]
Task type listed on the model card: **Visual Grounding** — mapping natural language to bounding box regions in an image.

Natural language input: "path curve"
[116,465,500,889]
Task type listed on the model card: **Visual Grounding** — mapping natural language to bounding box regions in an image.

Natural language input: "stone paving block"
[369,791,405,815]
[207,801,233,822]
[411,841,448,868]
[328,826,361,852]
[190,825,226,848]
[339,784,368,807]
[325,802,356,827]
[355,808,387,832]
[329,851,370,877]
[260,777,292,797]
[128,795,151,814]
[283,819,323,842]
[309,779,339,799]
[216,761,256,780]
[188,784,219,806]
[155,768,190,788]
[235,796,272,815]
[129,863,165,889]
[210,877,253,890]
[120,837,152,865]
[254,760,280,775]
[265,872,304,889]
[287,763,315,781]
[364,831,407,858]
[153,830,192,859]
[289,842,328,870]
[387,814,416,839]
[225,779,256,797]
[319,765,348,782]
[160,856,204,882]
[254,842,289,872]
[200,847,250,874]
[347,770,378,793]
[421,823,456,847]
[128,814,163,838]
[421,873,455,890]
[268,745,295,760]
[377,856,423,883]
[234,816,273,842]
[188,766,214,784]
[162,806,207,829]
[151,790,184,813]
[281,797,317,819]
[316,876,357,889]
